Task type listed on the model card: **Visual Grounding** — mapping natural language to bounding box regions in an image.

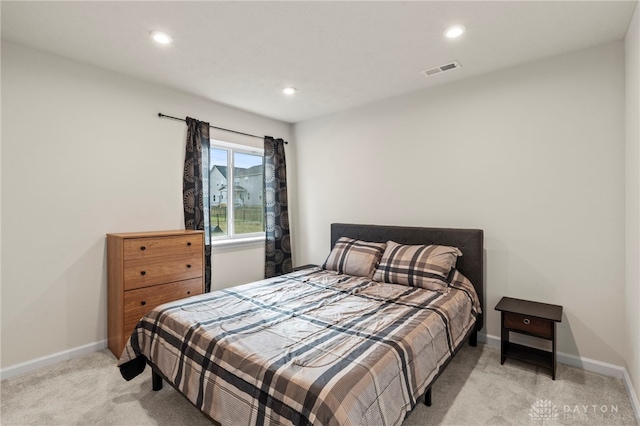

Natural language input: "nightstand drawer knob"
[523,318,530,325]
[140,246,146,251]
[187,242,192,246]
[140,271,146,276]
[186,264,192,268]
[141,301,146,306]
[187,291,191,295]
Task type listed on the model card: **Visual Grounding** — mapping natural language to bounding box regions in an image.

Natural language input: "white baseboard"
[480,333,625,377]
[480,333,640,418]
[0,339,108,380]
[622,367,640,422]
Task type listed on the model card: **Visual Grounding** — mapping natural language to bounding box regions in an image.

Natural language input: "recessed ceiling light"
[282,87,297,95]
[151,31,173,45]
[444,25,465,39]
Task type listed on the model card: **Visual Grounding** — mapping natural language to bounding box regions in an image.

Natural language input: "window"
[209,140,264,241]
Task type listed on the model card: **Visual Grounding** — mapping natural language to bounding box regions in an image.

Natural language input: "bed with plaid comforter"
[118,267,480,426]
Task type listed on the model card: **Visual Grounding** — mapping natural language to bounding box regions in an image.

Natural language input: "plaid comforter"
[118,268,480,426]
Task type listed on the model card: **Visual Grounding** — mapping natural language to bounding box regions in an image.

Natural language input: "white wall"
[0,41,292,369]
[293,42,626,366]
[624,1,640,405]
[211,241,266,290]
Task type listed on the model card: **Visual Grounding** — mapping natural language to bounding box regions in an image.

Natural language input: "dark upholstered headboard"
[331,223,484,332]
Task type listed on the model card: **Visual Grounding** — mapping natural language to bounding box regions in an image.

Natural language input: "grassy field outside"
[211,206,263,237]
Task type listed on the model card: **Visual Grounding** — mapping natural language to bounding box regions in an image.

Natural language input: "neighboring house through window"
[210,140,265,241]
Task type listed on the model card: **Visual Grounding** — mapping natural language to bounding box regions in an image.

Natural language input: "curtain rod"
[158,113,287,144]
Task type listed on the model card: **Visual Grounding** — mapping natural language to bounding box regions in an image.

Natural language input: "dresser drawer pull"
[186,264,192,268]
[523,318,530,325]
[140,246,146,251]
[140,271,146,276]
[187,242,192,246]
[141,301,146,306]
[187,291,191,295]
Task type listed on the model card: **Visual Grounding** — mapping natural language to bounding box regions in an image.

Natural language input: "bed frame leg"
[152,370,163,391]
[469,330,477,347]
[424,388,432,406]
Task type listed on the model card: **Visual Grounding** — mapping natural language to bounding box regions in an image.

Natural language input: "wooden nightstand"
[495,297,563,379]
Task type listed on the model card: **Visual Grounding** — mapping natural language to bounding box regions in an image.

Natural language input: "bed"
[118,223,484,425]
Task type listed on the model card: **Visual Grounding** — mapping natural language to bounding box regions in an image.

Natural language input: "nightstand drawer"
[503,312,553,338]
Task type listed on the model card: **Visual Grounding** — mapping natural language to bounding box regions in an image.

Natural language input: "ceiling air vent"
[422,61,461,77]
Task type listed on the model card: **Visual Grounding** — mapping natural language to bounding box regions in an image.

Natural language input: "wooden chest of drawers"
[107,230,205,357]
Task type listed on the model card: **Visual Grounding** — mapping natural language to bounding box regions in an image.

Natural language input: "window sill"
[211,236,265,250]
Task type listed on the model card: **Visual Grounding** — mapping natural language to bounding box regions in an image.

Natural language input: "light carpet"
[1,344,637,425]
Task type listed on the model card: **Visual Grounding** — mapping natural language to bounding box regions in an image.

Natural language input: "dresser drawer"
[123,253,202,291]
[503,312,553,338]
[123,234,203,261]
[123,277,204,339]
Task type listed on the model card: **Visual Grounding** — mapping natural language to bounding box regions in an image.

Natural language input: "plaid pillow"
[372,241,462,291]
[322,237,387,278]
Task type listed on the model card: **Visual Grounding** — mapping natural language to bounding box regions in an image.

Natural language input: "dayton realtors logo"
[529,400,635,424]
[562,404,635,423]
[529,399,559,424]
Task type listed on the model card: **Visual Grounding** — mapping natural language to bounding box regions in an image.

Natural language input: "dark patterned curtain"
[183,117,212,292]
[264,136,292,278]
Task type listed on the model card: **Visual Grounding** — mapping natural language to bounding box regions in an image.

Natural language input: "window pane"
[210,148,229,238]
[233,152,264,235]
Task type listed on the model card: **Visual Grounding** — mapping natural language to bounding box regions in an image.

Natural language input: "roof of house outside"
[211,164,262,178]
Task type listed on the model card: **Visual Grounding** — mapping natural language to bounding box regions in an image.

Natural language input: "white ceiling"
[1,1,637,123]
